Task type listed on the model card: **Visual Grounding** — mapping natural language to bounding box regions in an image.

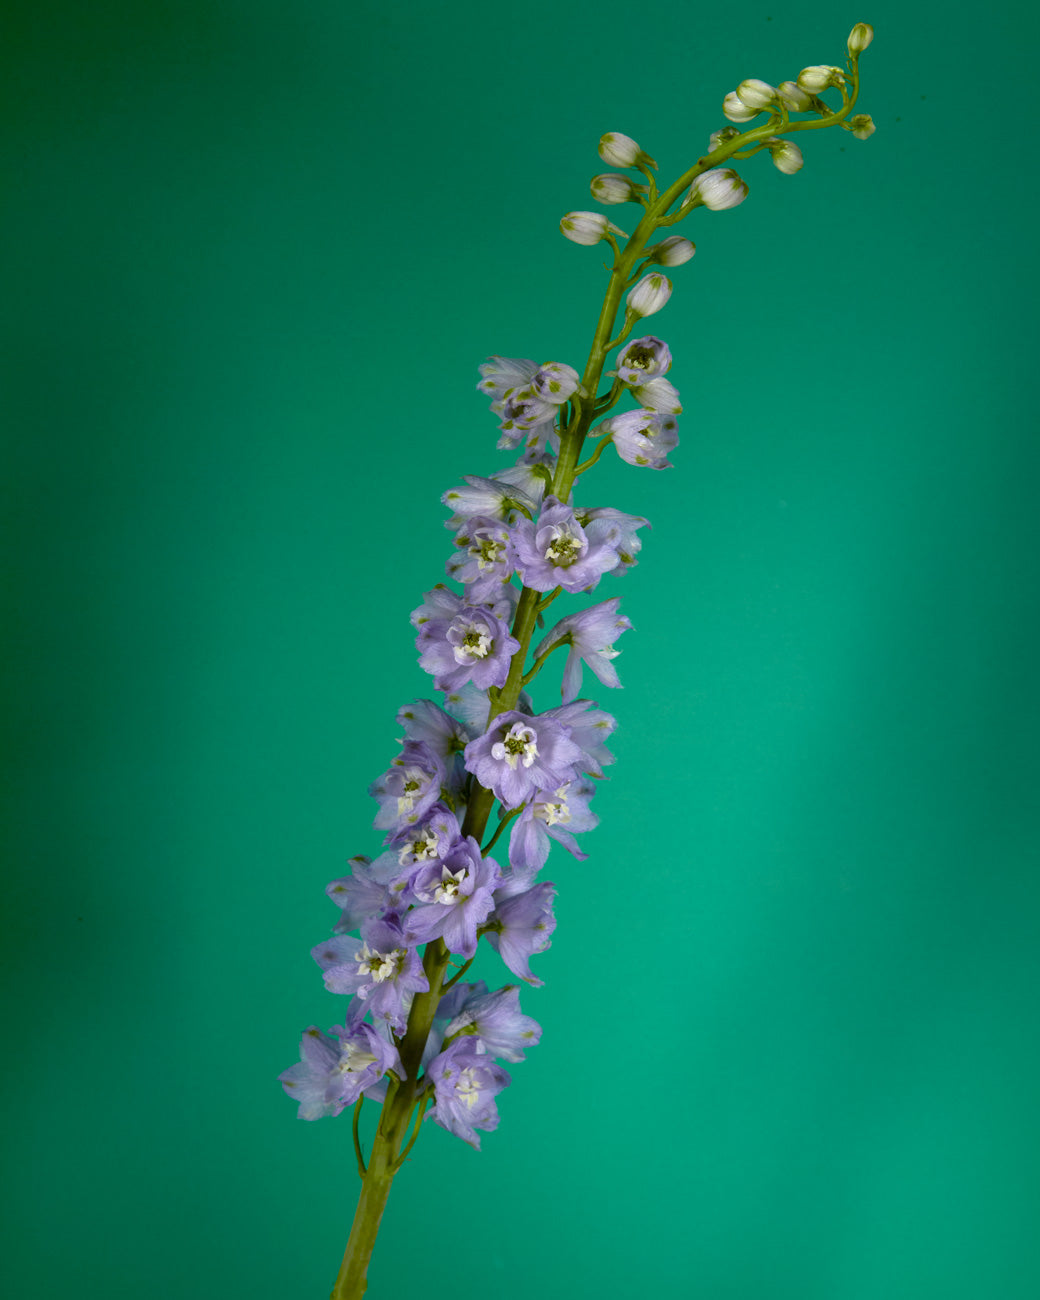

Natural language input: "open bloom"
[313,916,429,1033]
[417,603,520,693]
[279,1022,404,1121]
[406,837,502,956]
[464,708,582,808]
[426,1039,511,1149]
[511,497,621,593]
[534,597,633,703]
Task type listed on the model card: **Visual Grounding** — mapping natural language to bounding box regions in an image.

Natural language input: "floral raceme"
[282,25,876,1298]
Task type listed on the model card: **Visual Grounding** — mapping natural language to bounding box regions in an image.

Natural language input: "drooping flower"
[444,984,542,1062]
[533,597,633,703]
[573,506,650,576]
[425,1038,512,1149]
[326,854,400,934]
[446,515,517,601]
[607,410,679,469]
[368,739,445,833]
[539,699,617,777]
[464,708,582,808]
[483,879,557,986]
[508,779,599,877]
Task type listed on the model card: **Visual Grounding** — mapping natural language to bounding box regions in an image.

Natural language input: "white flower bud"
[848,113,876,140]
[847,23,874,55]
[797,64,845,93]
[722,91,759,123]
[687,168,749,212]
[735,78,777,109]
[626,272,673,319]
[777,81,812,112]
[708,125,742,152]
[598,132,657,170]
[766,137,804,175]
[647,235,696,267]
[590,173,643,205]
[560,211,628,246]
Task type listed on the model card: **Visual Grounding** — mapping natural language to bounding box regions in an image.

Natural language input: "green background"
[4,1,1038,1296]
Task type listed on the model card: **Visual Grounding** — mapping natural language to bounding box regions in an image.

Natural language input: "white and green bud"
[687,167,749,212]
[647,235,696,267]
[708,125,742,152]
[847,22,874,56]
[626,272,673,319]
[722,91,759,123]
[598,132,657,170]
[560,211,628,246]
[590,173,644,205]
[766,137,804,175]
[797,64,846,93]
[848,113,876,140]
[777,80,813,112]
[735,78,778,109]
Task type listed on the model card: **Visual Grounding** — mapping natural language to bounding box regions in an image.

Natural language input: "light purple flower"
[279,1022,404,1121]
[406,836,502,957]
[533,597,633,703]
[441,476,537,529]
[483,880,557,986]
[464,708,582,808]
[369,739,445,833]
[445,984,542,1062]
[446,515,517,600]
[326,854,399,934]
[511,496,622,594]
[508,779,599,876]
[540,699,617,777]
[613,335,672,384]
[574,506,649,575]
[632,376,682,414]
[611,410,679,469]
[313,916,429,1033]
[417,603,520,693]
[425,1038,511,1150]
[476,356,538,402]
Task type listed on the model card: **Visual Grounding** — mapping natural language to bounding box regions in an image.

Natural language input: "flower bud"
[797,65,845,93]
[735,78,777,109]
[598,132,657,170]
[626,273,673,319]
[708,125,742,152]
[687,168,749,212]
[848,114,876,140]
[647,235,696,267]
[847,22,874,55]
[590,173,643,205]
[766,138,804,175]
[560,211,628,246]
[722,91,759,123]
[777,81,812,112]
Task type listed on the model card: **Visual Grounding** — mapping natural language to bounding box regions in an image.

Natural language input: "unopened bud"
[736,78,778,109]
[590,173,644,205]
[647,235,696,267]
[797,65,845,93]
[777,81,812,112]
[598,132,657,170]
[722,91,759,123]
[708,125,742,152]
[687,168,749,212]
[766,138,804,175]
[560,211,628,246]
[848,114,876,140]
[626,272,673,319]
[847,23,874,55]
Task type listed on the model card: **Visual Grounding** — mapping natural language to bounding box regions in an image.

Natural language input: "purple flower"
[445,984,542,1062]
[632,376,681,414]
[446,515,517,600]
[426,1038,511,1149]
[508,779,599,876]
[613,335,672,384]
[279,1022,403,1121]
[612,411,678,469]
[574,506,650,575]
[441,476,537,529]
[369,739,445,833]
[464,709,582,808]
[540,699,617,776]
[533,597,633,703]
[313,916,429,1033]
[417,604,520,693]
[483,880,557,986]
[406,836,502,956]
[511,497,622,594]
[476,356,538,402]
[326,855,399,934]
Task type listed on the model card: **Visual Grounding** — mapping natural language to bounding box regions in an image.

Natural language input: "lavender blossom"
[313,916,429,1033]
[613,335,672,384]
[425,1038,512,1149]
[417,603,520,693]
[540,699,618,777]
[511,496,622,593]
[279,1023,404,1121]
[574,506,650,575]
[610,410,679,469]
[406,836,502,956]
[464,708,582,808]
[483,879,558,985]
[444,984,542,1062]
[369,739,446,833]
[534,597,633,703]
[508,779,599,876]
[446,515,517,600]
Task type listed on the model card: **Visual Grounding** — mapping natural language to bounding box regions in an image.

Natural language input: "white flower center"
[337,1041,378,1075]
[455,1068,482,1108]
[450,619,493,664]
[475,537,504,570]
[534,783,572,826]
[395,766,428,816]
[544,526,583,567]
[491,723,538,770]
[356,942,402,984]
[399,828,439,865]
[434,867,467,904]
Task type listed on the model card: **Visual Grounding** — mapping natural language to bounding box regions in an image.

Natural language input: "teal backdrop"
[4,2,1038,1297]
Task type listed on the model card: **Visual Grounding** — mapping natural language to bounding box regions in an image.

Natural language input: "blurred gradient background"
[4,1,1038,1296]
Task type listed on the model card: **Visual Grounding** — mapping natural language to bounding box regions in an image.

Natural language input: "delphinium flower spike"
[281,24,876,1299]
